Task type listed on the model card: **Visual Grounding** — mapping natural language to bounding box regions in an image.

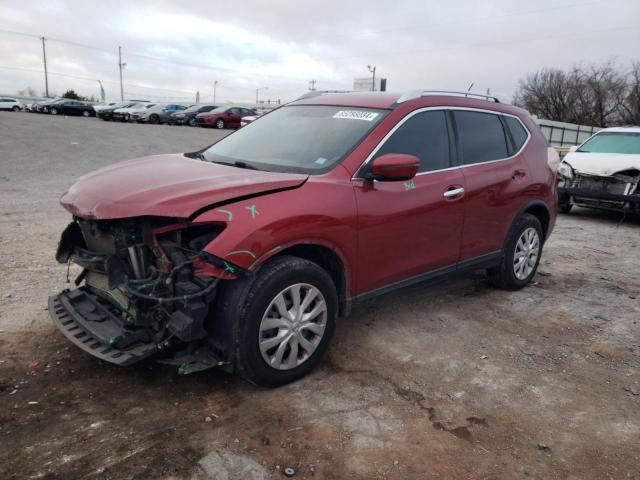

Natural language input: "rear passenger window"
[504,116,529,151]
[373,110,450,173]
[454,111,508,164]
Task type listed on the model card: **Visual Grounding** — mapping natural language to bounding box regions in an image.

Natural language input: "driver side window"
[373,110,451,173]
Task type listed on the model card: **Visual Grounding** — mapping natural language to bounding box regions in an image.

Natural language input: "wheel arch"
[260,243,350,317]
[522,201,551,240]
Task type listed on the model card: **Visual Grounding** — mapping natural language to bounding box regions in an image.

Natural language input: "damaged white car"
[557,126,640,213]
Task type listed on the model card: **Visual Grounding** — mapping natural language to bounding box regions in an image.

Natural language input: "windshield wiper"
[232,161,259,170]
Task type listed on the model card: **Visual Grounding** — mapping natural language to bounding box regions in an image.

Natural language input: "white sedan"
[556,126,640,213]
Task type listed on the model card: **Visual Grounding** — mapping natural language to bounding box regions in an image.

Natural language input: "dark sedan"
[168,104,219,126]
[44,100,95,117]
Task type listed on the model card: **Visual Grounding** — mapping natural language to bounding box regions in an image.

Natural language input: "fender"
[503,199,552,250]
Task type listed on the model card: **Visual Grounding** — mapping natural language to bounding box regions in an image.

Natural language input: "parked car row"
[1,96,262,130]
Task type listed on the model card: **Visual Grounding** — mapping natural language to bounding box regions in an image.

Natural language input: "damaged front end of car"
[49,217,240,374]
[557,166,640,212]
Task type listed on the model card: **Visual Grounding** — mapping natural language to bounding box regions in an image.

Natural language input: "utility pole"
[118,46,126,101]
[41,37,49,98]
[256,86,268,108]
[309,79,317,91]
[213,80,218,103]
[367,65,376,91]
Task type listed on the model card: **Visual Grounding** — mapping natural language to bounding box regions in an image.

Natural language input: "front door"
[353,109,466,296]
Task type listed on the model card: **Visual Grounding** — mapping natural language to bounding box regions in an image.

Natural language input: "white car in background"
[93,101,120,112]
[556,126,640,213]
[0,97,23,111]
[112,102,154,122]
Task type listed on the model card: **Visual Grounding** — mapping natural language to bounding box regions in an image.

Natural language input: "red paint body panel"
[60,92,557,302]
[59,154,308,219]
[352,169,466,293]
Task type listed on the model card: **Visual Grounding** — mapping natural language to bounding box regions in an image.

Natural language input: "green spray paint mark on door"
[245,205,259,219]
[404,180,416,191]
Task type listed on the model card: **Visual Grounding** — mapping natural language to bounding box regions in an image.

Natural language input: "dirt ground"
[1,111,639,480]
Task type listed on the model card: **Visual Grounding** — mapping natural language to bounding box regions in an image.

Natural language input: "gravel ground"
[1,111,639,480]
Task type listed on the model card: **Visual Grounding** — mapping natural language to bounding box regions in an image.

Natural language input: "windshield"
[202,105,386,173]
[578,132,640,154]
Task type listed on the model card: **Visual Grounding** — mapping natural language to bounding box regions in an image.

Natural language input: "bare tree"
[620,62,640,125]
[514,61,637,127]
[514,68,578,123]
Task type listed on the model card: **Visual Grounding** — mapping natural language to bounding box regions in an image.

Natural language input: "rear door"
[453,109,529,260]
[227,108,243,127]
[353,109,466,295]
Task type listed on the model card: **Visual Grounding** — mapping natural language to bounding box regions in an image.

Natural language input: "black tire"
[559,203,572,214]
[82,110,90,117]
[215,118,225,129]
[188,117,197,127]
[12,106,20,112]
[148,114,159,124]
[50,108,58,115]
[215,255,337,388]
[488,213,543,291]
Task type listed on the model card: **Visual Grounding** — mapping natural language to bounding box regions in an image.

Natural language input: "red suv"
[50,91,557,387]
[196,106,256,129]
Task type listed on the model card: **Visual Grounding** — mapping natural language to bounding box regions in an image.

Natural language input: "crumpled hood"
[60,154,308,219]
[563,152,640,176]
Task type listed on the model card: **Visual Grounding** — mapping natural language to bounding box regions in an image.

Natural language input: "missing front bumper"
[49,288,159,366]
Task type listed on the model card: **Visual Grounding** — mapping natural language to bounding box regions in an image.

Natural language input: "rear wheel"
[188,117,197,127]
[50,108,58,115]
[215,118,225,129]
[82,110,90,117]
[217,255,337,387]
[12,106,20,112]
[149,114,159,124]
[488,213,543,290]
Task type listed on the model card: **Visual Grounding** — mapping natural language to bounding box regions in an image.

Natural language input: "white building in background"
[353,77,387,92]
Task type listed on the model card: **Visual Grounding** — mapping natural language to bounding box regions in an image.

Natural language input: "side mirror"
[569,145,578,153]
[367,154,420,181]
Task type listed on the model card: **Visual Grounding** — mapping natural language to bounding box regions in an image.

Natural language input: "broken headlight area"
[50,217,235,374]
[559,170,640,211]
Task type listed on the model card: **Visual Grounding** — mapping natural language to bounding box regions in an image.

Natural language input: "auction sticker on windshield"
[333,110,379,121]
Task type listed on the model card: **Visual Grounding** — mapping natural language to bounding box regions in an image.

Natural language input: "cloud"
[0,0,638,103]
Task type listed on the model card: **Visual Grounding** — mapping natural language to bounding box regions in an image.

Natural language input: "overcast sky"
[0,0,638,104]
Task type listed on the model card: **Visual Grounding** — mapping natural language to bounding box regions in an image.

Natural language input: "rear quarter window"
[504,116,529,151]
[454,111,509,165]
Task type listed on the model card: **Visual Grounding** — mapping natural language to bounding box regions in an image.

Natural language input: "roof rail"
[295,90,354,101]
[396,90,501,104]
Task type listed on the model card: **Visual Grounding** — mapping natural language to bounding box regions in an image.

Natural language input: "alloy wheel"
[513,227,540,280]
[258,283,327,371]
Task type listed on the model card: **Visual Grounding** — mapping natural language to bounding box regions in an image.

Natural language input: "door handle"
[512,169,526,180]
[443,187,465,198]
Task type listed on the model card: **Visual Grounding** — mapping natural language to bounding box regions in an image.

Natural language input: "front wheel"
[217,255,337,387]
[50,108,58,115]
[82,110,90,117]
[12,106,20,112]
[215,118,225,129]
[488,213,543,291]
[188,117,197,127]
[148,114,159,124]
